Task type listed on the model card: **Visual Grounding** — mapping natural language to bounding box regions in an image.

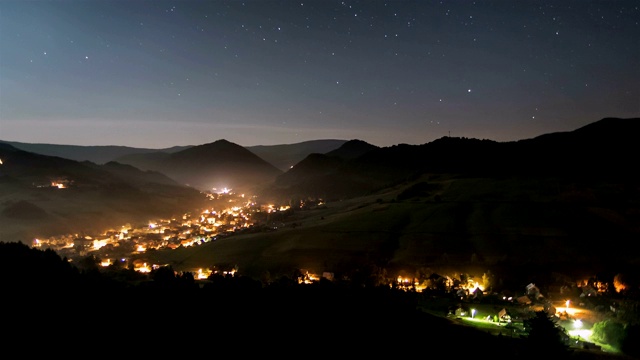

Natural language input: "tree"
[76,254,101,272]
[151,265,177,287]
[523,311,572,357]
[591,319,625,350]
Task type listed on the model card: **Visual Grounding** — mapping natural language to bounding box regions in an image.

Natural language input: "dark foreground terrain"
[2,242,637,359]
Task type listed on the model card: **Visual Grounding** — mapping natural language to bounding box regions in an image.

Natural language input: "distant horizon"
[0,120,581,149]
[1,116,637,149]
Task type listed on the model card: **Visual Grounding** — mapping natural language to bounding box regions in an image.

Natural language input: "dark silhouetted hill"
[118,139,284,193]
[114,139,348,180]
[246,139,348,171]
[84,161,180,187]
[110,151,172,171]
[325,139,379,159]
[268,139,380,201]
[263,118,639,202]
[511,117,640,176]
[0,138,348,174]
[0,144,208,244]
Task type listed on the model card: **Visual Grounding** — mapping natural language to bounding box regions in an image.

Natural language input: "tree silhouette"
[76,254,101,272]
[523,310,572,357]
[150,265,177,288]
[621,324,640,358]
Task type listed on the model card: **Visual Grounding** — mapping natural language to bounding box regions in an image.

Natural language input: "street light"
[471,309,476,318]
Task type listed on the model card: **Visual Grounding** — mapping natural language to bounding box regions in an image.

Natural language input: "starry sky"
[1,0,638,148]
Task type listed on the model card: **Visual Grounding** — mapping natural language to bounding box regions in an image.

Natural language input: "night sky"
[1,0,638,148]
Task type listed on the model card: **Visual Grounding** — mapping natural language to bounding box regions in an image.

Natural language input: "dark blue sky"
[1,0,638,148]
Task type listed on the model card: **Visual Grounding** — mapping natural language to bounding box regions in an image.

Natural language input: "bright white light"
[574,319,583,329]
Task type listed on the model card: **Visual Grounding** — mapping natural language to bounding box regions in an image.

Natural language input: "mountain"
[0,139,349,173]
[0,140,190,164]
[324,139,379,159]
[263,117,640,202]
[114,139,349,173]
[510,117,639,176]
[115,139,284,193]
[268,139,380,201]
[0,138,349,195]
[245,139,348,171]
[0,143,209,244]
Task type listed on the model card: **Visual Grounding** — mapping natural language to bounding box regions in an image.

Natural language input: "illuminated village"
[31,187,287,278]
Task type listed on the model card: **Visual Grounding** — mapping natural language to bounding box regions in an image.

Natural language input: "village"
[32,188,292,274]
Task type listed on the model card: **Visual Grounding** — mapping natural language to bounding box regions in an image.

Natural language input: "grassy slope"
[136,173,640,281]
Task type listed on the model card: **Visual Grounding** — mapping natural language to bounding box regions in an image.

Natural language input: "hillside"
[246,139,348,171]
[262,117,640,202]
[0,143,209,244]
[122,139,284,193]
[268,139,380,201]
[135,171,640,287]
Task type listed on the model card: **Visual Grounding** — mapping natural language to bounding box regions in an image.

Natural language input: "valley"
[1,118,639,358]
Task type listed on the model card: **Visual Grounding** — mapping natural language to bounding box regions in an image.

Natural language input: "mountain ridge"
[0,138,349,172]
[261,117,639,202]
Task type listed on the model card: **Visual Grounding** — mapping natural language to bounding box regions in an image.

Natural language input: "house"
[498,308,511,322]
[472,287,484,300]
